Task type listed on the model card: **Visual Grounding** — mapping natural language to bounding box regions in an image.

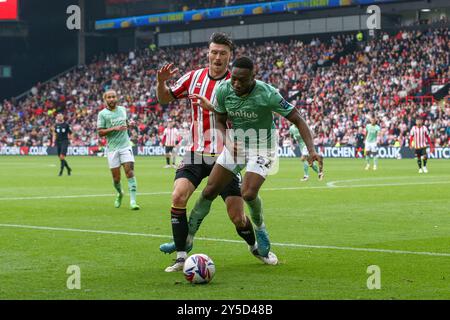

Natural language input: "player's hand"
[307,151,323,168]
[188,94,214,111]
[157,63,179,82]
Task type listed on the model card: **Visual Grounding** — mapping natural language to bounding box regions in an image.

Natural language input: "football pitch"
[0,156,449,300]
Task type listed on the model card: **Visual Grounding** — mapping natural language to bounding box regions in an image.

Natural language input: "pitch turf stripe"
[0,223,449,258]
[0,180,449,201]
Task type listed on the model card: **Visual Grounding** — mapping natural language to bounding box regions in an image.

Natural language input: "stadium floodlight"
[420,8,431,12]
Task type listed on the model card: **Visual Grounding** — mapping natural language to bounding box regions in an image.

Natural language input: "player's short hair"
[103,89,117,100]
[232,56,254,71]
[209,32,234,52]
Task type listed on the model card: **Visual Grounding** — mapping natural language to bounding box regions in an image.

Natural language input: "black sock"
[64,160,71,170]
[423,158,427,167]
[417,158,422,168]
[60,160,64,172]
[236,216,256,246]
[171,207,188,252]
[166,157,170,165]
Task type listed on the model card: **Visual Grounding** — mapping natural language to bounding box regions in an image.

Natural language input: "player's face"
[56,114,64,123]
[208,43,231,75]
[104,92,117,108]
[416,119,423,126]
[371,118,376,125]
[230,67,255,97]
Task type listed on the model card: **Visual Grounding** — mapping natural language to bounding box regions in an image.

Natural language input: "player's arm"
[51,127,56,147]
[286,109,314,154]
[425,129,434,152]
[156,63,179,104]
[188,94,215,111]
[409,130,415,148]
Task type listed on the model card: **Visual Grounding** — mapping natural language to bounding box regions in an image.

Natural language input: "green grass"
[0,156,449,300]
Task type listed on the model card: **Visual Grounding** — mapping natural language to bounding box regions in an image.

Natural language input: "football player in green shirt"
[364,117,381,170]
[289,124,323,181]
[97,89,140,210]
[188,57,322,263]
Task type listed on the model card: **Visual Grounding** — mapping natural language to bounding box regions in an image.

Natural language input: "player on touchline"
[156,33,277,272]
[97,89,140,210]
[189,56,323,265]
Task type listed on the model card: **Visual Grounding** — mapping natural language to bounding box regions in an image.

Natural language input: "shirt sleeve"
[214,83,227,114]
[97,112,105,129]
[268,86,294,117]
[170,71,193,99]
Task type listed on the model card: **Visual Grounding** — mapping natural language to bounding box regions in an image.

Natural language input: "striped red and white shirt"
[409,125,431,149]
[170,68,230,154]
[162,127,179,147]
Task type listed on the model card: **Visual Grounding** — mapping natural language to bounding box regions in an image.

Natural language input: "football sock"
[303,162,309,176]
[423,158,427,167]
[127,177,137,203]
[59,160,64,172]
[114,182,122,194]
[166,157,170,165]
[188,194,213,236]
[374,157,378,166]
[417,158,422,168]
[171,207,188,252]
[246,196,264,229]
[365,155,370,164]
[311,163,319,173]
[235,216,256,246]
[63,159,71,170]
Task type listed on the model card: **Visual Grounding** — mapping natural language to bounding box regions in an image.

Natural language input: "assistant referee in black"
[52,113,72,176]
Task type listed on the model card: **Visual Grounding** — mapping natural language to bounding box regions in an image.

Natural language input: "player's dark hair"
[209,32,234,52]
[232,56,254,71]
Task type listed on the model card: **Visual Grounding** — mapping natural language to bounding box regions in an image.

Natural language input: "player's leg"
[164,147,171,168]
[108,150,124,207]
[188,163,236,235]
[120,147,139,210]
[57,143,64,176]
[301,156,309,181]
[365,145,371,170]
[415,149,423,173]
[241,168,270,257]
[373,146,378,170]
[219,171,258,254]
[61,141,71,175]
[422,149,428,173]
[171,147,177,167]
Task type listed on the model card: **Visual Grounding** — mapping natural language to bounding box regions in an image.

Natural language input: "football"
[183,254,215,284]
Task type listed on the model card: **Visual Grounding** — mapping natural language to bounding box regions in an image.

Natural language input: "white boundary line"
[0,223,449,258]
[0,180,449,201]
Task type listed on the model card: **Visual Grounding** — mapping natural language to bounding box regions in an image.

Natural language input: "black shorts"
[57,141,69,156]
[165,146,174,154]
[415,147,427,158]
[175,151,241,200]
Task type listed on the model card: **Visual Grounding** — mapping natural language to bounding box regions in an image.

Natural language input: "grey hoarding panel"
[343,15,361,31]
[278,21,295,36]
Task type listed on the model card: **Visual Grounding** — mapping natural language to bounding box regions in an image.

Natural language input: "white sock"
[177,251,187,260]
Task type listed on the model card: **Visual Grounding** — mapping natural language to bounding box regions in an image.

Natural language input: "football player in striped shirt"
[409,117,433,173]
[156,33,274,272]
[161,119,179,168]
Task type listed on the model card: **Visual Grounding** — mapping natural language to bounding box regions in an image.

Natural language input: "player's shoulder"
[255,80,278,94]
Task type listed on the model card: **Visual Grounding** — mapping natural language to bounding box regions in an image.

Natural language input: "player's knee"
[242,190,257,202]
[202,186,219,201]
[125,170,134,179]
[172,190,189,207]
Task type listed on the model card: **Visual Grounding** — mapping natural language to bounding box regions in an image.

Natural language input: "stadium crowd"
[0,27,448,150]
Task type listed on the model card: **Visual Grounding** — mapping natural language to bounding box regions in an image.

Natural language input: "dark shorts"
[415,147,427,158]
[165,146,174,154]
[175,151,241,200]
[57,141,69,156]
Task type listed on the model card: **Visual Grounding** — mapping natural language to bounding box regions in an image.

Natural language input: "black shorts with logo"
[175,151,241,200]
[57,141,69,156]
[415,147,427,158]
[165,146,174,153]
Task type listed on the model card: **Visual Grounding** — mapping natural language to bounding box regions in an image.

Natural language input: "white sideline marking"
[0,223,449,258]
[0,180,449,201]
